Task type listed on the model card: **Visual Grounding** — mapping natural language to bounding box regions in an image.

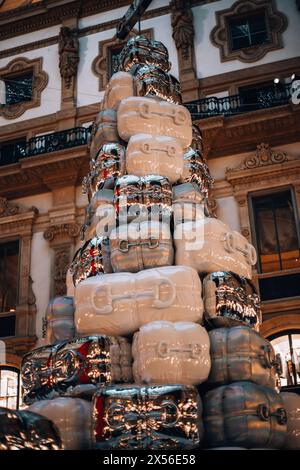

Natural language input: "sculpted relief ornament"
[58,26,79,89]
[170,0,194,60]
[229,143,288,172]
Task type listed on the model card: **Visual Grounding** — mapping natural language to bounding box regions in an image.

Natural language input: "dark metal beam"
[116,0,153,39]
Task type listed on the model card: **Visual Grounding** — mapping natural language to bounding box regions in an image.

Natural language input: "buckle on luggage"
[152,278,176,308]
[119,239,129,253]
[148,238,159,249]
[274,408,287,425]
[157,341,202,358]
[257,404,270,421]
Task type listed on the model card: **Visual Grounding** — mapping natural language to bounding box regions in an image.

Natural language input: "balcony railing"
[0,126,91,167]
[186,83,293,120]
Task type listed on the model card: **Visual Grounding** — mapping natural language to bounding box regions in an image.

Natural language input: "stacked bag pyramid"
[2,36,300,451]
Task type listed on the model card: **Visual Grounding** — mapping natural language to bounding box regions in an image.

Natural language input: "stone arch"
[261,314,300,339]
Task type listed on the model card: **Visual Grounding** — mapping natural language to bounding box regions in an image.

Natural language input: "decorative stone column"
[58,24,79,129]
[170,0,199,102]
[43,223,80,297]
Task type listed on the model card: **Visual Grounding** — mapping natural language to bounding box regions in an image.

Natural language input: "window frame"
[228,9,270,53]
[0,365,21,410]
[249,185,300,275]
[268,329,300,391]
[3,71,33,107]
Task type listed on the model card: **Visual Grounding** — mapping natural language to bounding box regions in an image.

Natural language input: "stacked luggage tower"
[1,36,300,451]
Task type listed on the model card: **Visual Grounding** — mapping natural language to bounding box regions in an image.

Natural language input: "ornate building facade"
[0,0,299,404]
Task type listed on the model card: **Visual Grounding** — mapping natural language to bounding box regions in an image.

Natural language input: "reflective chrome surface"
[70,237,112,286]
[208,326,280,389]
[45,296,75,344]
[134,65,182,104]
[118,36,171,73]
[203,381,287,449]
[203,271,261,329]
[93,384,202,449]
[114,174,172,221]
[0,407,62,450]
[22,335,132,404]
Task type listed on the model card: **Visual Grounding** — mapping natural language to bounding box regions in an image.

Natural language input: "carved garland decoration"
[0,56,48,119]
[227,143,288,173]
[210,0,288,63]
[92,28,153,91]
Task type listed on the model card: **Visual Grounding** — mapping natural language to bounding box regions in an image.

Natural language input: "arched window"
[269,331,300,389]
[0,366,20,409]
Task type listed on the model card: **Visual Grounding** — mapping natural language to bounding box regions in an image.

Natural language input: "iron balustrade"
[186,83,293,120]
[0,126,91,167]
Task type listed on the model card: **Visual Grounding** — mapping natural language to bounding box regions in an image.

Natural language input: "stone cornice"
[0,0,219,41]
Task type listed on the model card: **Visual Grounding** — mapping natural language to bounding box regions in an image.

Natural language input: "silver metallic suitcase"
[203,381,287,449]
[114,174,173,222]
[92,384,203,450]
[208,326,281,389]
[203,271,261,329]
[70,236,112,286]
[110,220,174,273]
[0,407,62,450]
[22,335,133,404]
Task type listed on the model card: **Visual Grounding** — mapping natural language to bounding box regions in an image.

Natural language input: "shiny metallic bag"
[81,189,115,240]
[109,221,174,273]
[208,326,280,389]
[132,321,211,386]
[75,266,203,337]
[84,143,126,201]
[126,134,184,185]
[180,147,214,195]
[173,182,205,225]
[70,236,112,286]
[114,174,172,222]
[22,335,133,404]
[45,295,75,345]
[117,96,192,148]
[118,35,171,73]
[22,344,57,403]
[203,381,287,449]
[92,384,203,450]
[134,64,182,104]
[203,271,261,329]
[0,407,62,450]
[89,109,120,161]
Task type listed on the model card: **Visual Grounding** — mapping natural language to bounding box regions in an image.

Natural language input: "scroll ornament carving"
[53,249,70,296]
[58,26,79,89]
[43,223,80,242]
[170,0,194,59]
[226,143,289,174]
[0,197,19,217]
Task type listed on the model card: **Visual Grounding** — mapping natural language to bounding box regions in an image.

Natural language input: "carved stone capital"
[0,197,19,217]
[43,223,80,242]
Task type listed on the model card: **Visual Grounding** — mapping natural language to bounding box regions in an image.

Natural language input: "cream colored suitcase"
[126,134,184,184]
[172,182,205,225]
[132,321,210,385]
[117,96,192,148]
[28,398,92,450]
[75,265,203,336]
[281,392,300,449]
[89,109,119,161]
[103,71,135,110]
[81,189,115,240]
[174,218,257,279]
[109,221,174,273]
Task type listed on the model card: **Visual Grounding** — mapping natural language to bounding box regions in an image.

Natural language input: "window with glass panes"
[270,332,300,388]
[229,12,269,51]
[0,367,20,409]
[251,189,300,274]
[4,72,33,106]
[0,240,19,338]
